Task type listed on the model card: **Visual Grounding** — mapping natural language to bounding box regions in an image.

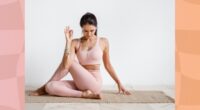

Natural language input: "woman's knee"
[45,81,58,95]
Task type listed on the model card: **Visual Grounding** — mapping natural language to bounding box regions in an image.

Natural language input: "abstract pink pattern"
[0,0,24,110]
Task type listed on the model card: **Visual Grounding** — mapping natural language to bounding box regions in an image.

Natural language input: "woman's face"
[82,24,97,39]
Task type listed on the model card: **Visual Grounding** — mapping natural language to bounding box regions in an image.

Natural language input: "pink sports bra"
[76,37,103,65]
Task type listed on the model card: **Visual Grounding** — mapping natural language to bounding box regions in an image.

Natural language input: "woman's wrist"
[64,49,71,54]
[64,48,71,54]
[65,41,71,53]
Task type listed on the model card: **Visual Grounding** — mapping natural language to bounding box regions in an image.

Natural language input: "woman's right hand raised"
[64,26,73,43]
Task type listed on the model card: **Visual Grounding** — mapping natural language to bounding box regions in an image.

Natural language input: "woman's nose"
[87,32,92,36]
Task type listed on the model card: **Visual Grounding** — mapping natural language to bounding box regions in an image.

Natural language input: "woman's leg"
[45,60,102,97]
[69,61,102,94]
[45,79,101,98]
[45,80,82,97]
[29,62,69,96]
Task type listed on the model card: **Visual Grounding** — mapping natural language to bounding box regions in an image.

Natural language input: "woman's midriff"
[82,64,100,71]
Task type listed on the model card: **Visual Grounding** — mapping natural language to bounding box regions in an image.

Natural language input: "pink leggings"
[45,60,102,98]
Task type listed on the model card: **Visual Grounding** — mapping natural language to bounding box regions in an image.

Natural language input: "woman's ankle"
[81,90,101,99]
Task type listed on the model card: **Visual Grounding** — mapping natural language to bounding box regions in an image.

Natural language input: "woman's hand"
[29,86,47,96]
[64,26,73,43]
[117,83,131,95]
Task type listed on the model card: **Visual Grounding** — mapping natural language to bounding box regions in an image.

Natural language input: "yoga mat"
[25,90,174,103]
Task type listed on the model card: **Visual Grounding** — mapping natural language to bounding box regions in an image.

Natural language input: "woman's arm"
[102,38,120,84]
[29,40,76,96]
[29,26,75,96]
[45,38,76,82]
[102,37,131,95]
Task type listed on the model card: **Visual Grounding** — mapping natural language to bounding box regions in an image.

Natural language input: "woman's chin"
[83,36,90,39]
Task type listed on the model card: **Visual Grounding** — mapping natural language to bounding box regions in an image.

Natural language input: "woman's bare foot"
[29,91,40,96]
[81,90,101,99]
[29,86,47,96]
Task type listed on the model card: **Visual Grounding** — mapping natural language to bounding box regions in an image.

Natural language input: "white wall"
[25,0,175,87]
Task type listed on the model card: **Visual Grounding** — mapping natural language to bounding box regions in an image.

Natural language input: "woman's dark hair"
[80,12,98,35]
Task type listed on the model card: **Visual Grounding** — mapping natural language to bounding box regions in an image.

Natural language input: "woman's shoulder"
[70,38,80,51]
[72,38,81,43]
[71,38,81,49]
[99,36,108,42]
[98,36,109,45]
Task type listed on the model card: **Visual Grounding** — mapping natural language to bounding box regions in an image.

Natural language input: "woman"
[30,12,131,99]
